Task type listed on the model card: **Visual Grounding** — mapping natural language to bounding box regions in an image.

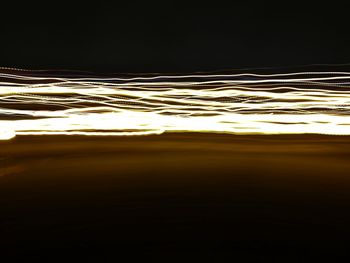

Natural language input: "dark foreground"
[1,133,350,260]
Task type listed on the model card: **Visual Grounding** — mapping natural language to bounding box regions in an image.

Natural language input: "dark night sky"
[1,2,349,72]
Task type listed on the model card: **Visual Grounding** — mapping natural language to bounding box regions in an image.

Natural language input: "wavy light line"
[1,70,350,140]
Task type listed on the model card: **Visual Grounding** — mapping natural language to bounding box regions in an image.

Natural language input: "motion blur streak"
[1,70,350,140]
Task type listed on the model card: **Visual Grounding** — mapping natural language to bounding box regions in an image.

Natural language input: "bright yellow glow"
[1,70,350,139]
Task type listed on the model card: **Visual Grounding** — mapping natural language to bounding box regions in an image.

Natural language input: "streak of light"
[1,71,350,140]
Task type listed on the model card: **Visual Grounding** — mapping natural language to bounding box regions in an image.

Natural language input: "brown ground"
[1,133,350,260]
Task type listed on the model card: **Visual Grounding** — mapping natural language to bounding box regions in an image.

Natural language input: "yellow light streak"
[1,70,350,140]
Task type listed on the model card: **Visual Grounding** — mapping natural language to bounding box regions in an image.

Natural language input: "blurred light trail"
[1,70,350,140]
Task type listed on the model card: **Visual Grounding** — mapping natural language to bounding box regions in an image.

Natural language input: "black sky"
[1,2,349,72]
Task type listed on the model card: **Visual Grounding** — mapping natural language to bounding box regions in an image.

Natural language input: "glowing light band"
[1,70,350,140]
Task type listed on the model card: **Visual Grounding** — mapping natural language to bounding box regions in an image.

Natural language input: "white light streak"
[1,70,350,140]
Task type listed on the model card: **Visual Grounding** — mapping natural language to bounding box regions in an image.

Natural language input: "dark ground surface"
[1,133,350,260]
